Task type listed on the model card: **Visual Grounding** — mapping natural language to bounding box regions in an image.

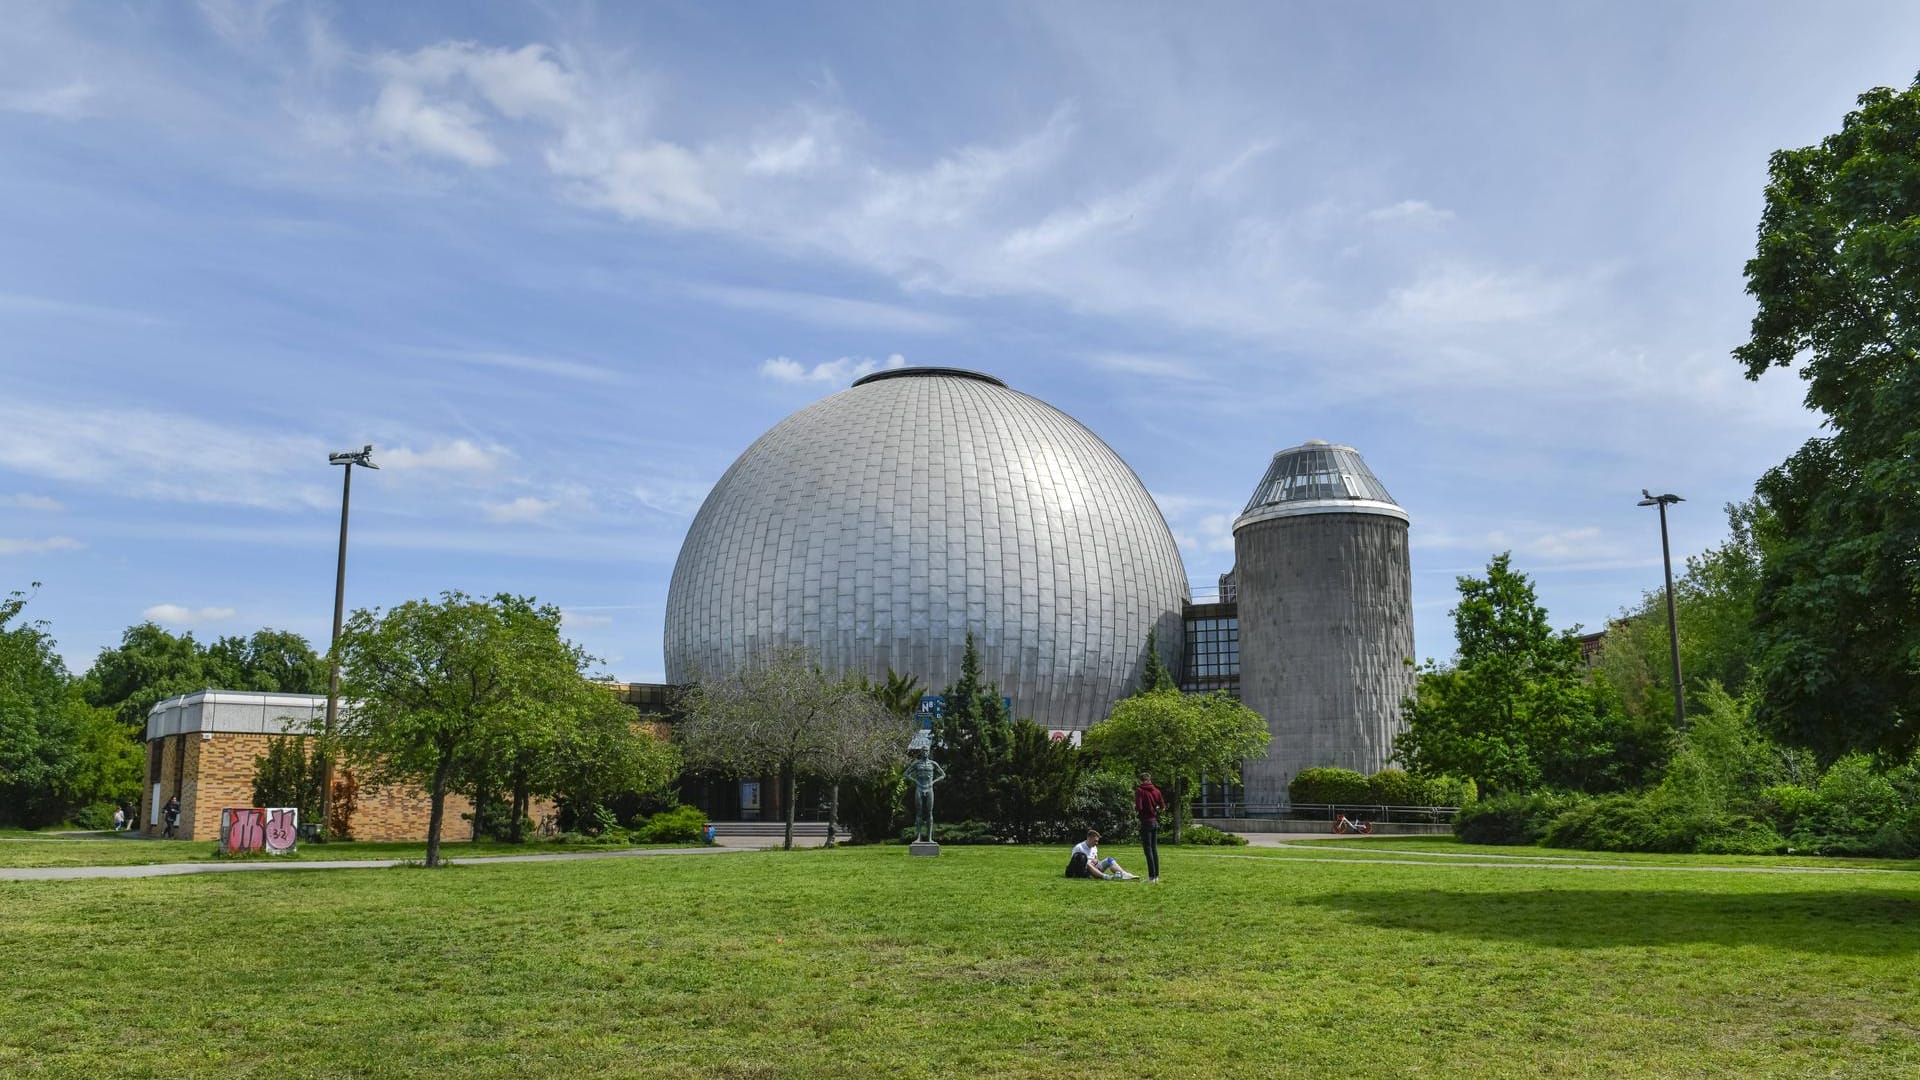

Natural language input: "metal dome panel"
[665,368,1190,729]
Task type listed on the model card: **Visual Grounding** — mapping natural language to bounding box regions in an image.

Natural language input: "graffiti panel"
[264,808,298,854]
[221,808,265,854]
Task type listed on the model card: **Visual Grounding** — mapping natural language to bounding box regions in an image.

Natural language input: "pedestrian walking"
[1135,771,1165,883]
[111,806,126,832]
[162,796,181,839]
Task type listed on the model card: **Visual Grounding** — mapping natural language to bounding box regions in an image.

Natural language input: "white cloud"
[368,81,502,166]
[761,354,909,384]
[483,495,557,523]
[560,609,613,630]
[381,439,507,473]
[631,482,710,517]
[197,0,287,52]
[1387,266,1567,326]
[687,285,961,334]
[409,346,622,384]
[1,494,64,512]
[0,80,97,119]
[143,604,237,625]
[0,536,82,556]
[1086,352,1208,381]
[1362,199,1454,226]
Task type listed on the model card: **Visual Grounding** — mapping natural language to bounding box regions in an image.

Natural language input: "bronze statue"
[906,733,947,844]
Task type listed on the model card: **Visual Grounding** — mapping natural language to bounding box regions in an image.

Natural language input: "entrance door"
[740,780,761,821]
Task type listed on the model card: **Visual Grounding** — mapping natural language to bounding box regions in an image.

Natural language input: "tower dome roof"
[1234,441,1406,530]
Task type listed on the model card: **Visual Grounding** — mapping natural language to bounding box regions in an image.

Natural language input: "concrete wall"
[1234,512,1415,808]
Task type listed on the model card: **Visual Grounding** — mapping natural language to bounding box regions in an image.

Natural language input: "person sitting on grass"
[1064,830,1138,880]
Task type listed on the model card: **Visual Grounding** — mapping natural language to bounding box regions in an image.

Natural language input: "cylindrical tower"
[1232,441,1414,808]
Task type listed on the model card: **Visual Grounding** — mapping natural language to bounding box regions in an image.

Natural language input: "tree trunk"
[471,779,489,841]
[783,764,797,851]
[826,780,839,848]
[509,775,528,843]
[425,751,453,869]
[1173,776,1185,843]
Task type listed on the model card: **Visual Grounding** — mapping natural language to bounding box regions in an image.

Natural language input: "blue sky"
[2,2,1913,681]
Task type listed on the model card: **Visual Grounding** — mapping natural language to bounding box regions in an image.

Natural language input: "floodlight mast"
[321,445,378,834]
[1638,489,1686,731]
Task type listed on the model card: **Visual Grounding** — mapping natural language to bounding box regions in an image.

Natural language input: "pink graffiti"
[265,809,297,853]
[224,808,265,853]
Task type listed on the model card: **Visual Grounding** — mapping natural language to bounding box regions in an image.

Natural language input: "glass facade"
[1181,601,1239,697]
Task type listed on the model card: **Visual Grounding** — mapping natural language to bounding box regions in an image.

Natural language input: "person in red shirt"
[1134,771,1166,883]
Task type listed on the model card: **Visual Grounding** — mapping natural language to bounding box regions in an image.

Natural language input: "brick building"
[144,690,473,842]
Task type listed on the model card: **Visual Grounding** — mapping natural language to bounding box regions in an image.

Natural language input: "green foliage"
[1735,75,1920,762]
[998,719,1079,843]
[1289,767,1370,805]
[1452,791,1586,845]
[632,805,710,844]
[335,591,605,866]
[1061,769,1137,843]
[907,818,1000,845]
[1396,554,1613,794]
[838,769,906,844]
[1365,769,1423,807]
[1084,687,1269,840]
[1137,627,1175,694]
[930,633,1016,826]
[250,736,325,818]
[1,585,139,826]
[1422,775,1478,808]
[1176,823,1247,846]
[70,802,120,830]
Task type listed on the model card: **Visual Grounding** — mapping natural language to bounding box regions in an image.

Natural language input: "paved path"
[0,838,810,882]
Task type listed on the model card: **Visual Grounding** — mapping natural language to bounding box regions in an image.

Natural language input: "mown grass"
[0,834,681,869]
[4,844,1919,1078]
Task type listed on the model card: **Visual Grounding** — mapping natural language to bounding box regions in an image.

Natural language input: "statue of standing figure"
[906,733,947,844]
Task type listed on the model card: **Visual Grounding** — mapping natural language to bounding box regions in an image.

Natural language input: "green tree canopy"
[334,592,589,867]
[1,585,137,826]
[1396,554,1612,794]
[1084,686,1270,840]
[1735,74,1920,761]
[1137,627,1175,694]
[930,633,1015,826]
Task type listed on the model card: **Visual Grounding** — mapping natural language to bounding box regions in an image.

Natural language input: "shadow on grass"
[1306,888,1920,954]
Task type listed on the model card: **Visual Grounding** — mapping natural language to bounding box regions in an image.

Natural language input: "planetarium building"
[666,366,1416,809]
[665,367,1191,730]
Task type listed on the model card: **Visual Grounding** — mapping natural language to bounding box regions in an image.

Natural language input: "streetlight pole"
[321,445,378,835]
[1638,489,1685,731]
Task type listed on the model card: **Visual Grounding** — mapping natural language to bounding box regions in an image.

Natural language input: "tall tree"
[1735,74,1920,761]
[930,633,1014,826]
[677,645,895,850]
[82,622,213,729]
[207,629,328,694]
[1,584,80,826]
[999,720,1081,843]
[544,682,680,839]
[1084,687,1269,841]
[1137,627,1176,694]
[334,592,584,867]
[1395,553,1610,794]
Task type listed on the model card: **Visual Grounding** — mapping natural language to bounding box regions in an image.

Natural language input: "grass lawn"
[0,832,684,869]
[4,844,1919,1079]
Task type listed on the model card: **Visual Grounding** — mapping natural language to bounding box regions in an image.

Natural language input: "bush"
[71,802,120,831]
[1366,769,1425,807]
[901,818,1000,845]
[1544,793,1700,853]
[1759,784,1822,833]
[1177,823,1247,846]
[1059,770,1137,843]
[1423,775,1478,808]
[1453,791,1584,845]
[1290,767,1370,805]
[1697,816,1786,856]
[632,805,709,844]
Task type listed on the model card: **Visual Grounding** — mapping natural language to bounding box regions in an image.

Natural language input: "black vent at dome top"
[852,366,1007,388]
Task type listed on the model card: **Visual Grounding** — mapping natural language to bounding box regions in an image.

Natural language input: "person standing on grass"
[162,796,181,839]
[1135,771,1166,883]
[111,806,125,832]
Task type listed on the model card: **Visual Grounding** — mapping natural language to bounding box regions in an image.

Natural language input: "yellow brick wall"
[145,733,491,844]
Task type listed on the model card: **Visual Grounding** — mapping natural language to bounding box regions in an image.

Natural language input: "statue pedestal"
[909,841,940,857]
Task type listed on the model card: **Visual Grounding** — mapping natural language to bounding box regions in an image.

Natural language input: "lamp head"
[1637,490,1682,507]
[329,444,379,469]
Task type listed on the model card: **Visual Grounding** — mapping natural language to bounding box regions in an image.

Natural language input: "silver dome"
[665,368,1190,729]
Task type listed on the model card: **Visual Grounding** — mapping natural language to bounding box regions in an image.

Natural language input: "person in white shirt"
[1064,830,1137,880]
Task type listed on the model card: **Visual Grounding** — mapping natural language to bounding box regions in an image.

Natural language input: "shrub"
[1177,823,1247,846]
[1453,791,1584,845]
[632,805,709,844]
[71,802,120,831]
[1367,769,1425,807]
[903,818,1000,845]
[1544,793,1698,853]
[1759,784,1823,833]
[1059,770,1137,843]
[1697,817,1786,855]
[1289,767,1370,805]
[1811,755,1902,837]
[1423,775,1478,808]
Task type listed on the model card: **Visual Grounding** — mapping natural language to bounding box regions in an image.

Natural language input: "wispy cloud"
[560,609,613,630]
[407,346,623,385]
[143,603,237,625]
[687,285,961,334]
[1,494,64,512]
[1362,199,1453,227]
[761,354,908,384]
[1086,352,1209,382]
[0,536,83,556]
[381,439,508,473]
[0,80,97,119]
[483,495,557,523]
